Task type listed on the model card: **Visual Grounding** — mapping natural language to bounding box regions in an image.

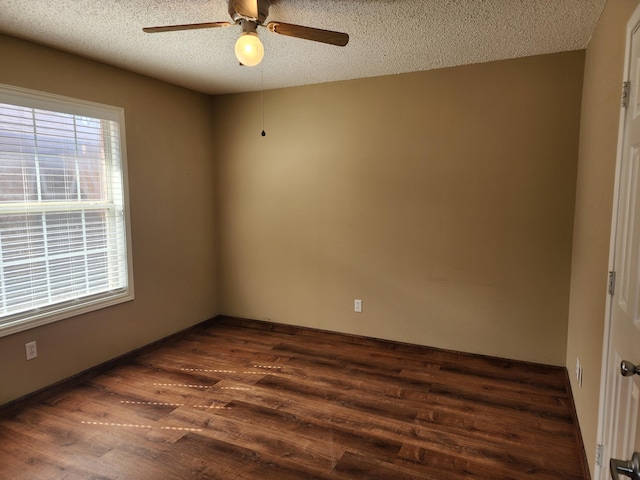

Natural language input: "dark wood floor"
[0,317,588,479]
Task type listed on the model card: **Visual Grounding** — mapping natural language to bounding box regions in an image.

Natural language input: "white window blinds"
[0,85,133,336]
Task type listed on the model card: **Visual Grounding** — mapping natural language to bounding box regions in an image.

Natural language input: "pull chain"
[261,64,266,137]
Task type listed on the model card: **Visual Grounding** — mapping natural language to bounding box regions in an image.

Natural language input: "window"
[0,84,133,336]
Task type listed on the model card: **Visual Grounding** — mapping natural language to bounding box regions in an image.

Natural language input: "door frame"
[596,4,640,479]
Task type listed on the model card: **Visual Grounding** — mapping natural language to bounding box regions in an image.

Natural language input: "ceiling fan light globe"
[235,32,264,67]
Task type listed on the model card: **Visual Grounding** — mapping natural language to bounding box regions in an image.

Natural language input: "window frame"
[0,83,134,337]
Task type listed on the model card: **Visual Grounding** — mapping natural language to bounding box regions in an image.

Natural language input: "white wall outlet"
[576,358,583,388]
[354,299,362,313]
[579,363,583,388]
[25,341,37,360]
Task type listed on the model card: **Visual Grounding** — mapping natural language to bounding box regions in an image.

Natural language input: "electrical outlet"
[25,341,37,360]
[576,358,583,388]
[354,299,362,313]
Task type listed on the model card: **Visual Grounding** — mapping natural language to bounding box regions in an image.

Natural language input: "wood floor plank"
[172,432,329,480]
[426,381,574,423]
[0,317,588,479]
[415,394,578,450]
[399,422,583,480]
[0,415,123,480]
[222,399,402,462]
[333,451,430,480]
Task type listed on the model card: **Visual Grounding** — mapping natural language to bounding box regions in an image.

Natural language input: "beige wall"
[0,35,219,405]
[213,51,584,365]
[566,0,640,475]
[0,16,614,470]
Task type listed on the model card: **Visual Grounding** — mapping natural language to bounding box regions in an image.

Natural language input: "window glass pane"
[0,85,133,334]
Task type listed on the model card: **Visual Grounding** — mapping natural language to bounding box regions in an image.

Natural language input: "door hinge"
[608,271,616,295]
[622,81,631,108]
[607,272,616,295]
[596,444,604,467]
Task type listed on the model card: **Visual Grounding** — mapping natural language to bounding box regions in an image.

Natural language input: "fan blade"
[143,22,232,33]
[267,22,348,46]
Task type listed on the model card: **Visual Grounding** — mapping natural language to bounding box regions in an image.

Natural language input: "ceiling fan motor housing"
[229,0,271,25]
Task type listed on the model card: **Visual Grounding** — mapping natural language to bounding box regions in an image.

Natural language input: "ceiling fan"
[143,0,349,67]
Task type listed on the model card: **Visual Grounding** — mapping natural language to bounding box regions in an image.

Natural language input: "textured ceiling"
[0,0,606,95]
